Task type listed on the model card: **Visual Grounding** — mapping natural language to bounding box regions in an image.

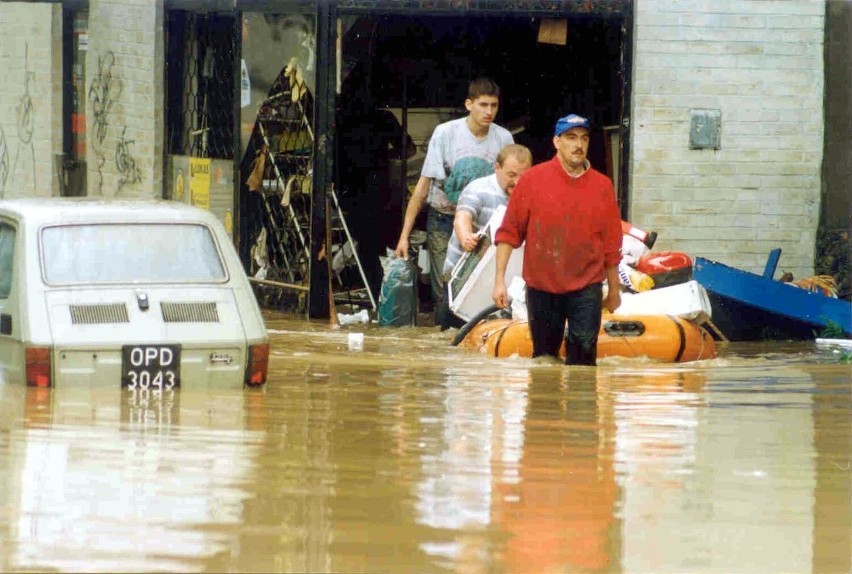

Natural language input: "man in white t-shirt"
[393,78,514,326]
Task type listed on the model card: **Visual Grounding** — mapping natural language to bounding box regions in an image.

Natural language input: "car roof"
[0,198,222,227]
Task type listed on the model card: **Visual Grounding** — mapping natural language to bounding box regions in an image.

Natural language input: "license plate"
[121,345,181,389]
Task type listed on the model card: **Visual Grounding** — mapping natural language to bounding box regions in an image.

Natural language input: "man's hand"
[394,237,410,259]
[460,231,480,252]
[492,243,514,309]
[394,176,430,260]
[603,287,621,314]
[493,280,509,309]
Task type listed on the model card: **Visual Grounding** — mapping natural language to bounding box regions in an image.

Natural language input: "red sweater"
[495,156,622,293]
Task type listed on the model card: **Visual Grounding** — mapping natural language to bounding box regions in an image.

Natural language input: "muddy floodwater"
[1,311,850,573]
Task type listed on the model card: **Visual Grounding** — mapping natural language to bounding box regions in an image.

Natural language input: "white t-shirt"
[421,117,513,215]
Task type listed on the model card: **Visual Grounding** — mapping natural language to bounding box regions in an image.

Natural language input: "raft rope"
[696,328,706,360]
[695,325,713,360]
[670,315,687,362]
[492,322,516,357]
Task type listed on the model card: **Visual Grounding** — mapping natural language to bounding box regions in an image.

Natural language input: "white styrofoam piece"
[615,280,712,321]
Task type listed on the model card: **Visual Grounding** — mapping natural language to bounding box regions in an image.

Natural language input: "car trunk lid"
[45,287,248,388]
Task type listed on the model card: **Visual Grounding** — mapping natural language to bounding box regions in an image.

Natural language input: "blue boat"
[693,249,852,341]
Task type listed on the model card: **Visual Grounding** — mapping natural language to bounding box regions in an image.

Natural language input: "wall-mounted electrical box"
[689,108,721,149]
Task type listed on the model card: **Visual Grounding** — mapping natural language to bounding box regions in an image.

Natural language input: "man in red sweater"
[492,114,622,365]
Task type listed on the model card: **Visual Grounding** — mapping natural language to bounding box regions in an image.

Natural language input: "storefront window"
[238,10,317,288]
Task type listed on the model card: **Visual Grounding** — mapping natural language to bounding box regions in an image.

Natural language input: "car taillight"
[246,343,269,386]
[26,347,52,388]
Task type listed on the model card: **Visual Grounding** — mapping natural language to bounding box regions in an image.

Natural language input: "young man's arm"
[393,175,432,259]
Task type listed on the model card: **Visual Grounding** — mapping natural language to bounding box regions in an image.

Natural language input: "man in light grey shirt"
[438,144,532,329]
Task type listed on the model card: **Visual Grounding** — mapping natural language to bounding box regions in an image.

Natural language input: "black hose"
[450,303,502,347]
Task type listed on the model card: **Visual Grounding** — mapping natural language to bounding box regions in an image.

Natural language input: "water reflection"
[415,365,529,571]
[497,367,618,574]
[0,318,849,573]
[0,385,264,572]
[605,364,848,574]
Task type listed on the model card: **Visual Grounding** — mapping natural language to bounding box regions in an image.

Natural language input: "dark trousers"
[526,283,603,366]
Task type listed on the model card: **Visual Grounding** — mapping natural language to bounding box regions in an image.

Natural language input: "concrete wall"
[0,3,63,199]
[86,0,164,198]
[0,1,837,282]
[630,0,825,278]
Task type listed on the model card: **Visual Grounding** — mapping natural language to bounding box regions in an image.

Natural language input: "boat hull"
[693,255,852,340]
[461,315,717,362]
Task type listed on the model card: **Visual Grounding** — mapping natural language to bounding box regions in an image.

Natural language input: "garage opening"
[334,12,630,310]
[236,6,631,316]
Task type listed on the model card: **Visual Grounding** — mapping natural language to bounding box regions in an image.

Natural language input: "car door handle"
[0,313,11,335]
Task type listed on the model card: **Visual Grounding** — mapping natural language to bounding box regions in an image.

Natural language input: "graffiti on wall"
[88,50,143,195]
[1,43,37,198]
[0,130,8,194]
[11,69,37,196]
[88,51,121,193]
[115,126,141,191]
[89,51,121,150]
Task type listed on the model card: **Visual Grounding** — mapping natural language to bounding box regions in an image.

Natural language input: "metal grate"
[160,302,219,323]
[166,10,236,159]
[70,303,129,324]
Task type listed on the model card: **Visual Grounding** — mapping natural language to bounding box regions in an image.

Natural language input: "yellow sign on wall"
[189,157,211,210]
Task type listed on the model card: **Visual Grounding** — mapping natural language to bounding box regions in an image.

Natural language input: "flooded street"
[1,311,850,573]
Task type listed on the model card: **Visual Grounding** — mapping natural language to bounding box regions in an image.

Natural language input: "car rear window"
[0,223,15,298]
[41,223,227,284]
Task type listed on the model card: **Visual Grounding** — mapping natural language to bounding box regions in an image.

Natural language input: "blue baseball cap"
[554,114,591,136]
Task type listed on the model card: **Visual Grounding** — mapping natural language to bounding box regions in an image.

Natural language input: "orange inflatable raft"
[459,315,717,362]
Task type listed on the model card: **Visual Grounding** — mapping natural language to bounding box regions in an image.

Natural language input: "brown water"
[0,312,849,573]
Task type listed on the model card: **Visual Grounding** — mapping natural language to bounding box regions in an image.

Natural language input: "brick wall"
[0,3,63,198]
[630,0,825,278]
[86,0,164,198]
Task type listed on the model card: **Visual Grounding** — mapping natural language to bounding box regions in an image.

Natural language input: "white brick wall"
[86,0,164,198]
[0,3,63,198]
[630,0,825,278]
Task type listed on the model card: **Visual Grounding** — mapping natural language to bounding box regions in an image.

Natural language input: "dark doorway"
[335,12,629,298]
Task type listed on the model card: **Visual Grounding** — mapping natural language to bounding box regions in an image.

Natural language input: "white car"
[0,198,269,389]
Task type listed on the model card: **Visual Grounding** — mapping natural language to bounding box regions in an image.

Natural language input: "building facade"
[0,0,847,315]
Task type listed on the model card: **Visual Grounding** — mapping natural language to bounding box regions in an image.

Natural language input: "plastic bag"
[337,308,370,325]
[621,234,649,267]
[378,251,418,327]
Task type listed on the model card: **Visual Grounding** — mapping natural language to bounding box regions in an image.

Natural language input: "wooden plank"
[248,277,310,292]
